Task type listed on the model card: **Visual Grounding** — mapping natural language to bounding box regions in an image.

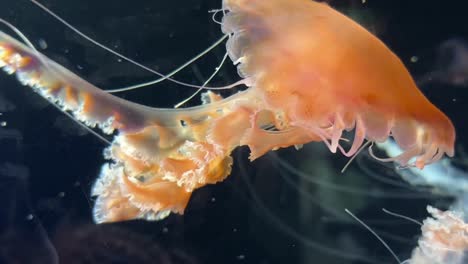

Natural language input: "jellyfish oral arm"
[0,31,228,222]
[0,30,314,222]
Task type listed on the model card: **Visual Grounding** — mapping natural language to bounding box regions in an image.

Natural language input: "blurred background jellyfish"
[0,0,466,264]
[419,38,468,87]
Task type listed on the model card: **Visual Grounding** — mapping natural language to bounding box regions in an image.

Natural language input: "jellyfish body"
[0,0,455,222]
[222,0,455,168]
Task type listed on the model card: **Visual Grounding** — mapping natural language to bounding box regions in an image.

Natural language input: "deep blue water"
[0,1,467,264]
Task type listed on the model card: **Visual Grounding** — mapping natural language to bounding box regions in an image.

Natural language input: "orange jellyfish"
[0,0,455,223]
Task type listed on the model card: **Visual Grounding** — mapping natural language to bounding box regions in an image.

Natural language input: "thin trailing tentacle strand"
[174,51,231,108]
[105,35,231,93]
[30,0,244,93]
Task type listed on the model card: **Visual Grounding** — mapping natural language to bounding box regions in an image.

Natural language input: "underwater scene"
[0,0,466,263]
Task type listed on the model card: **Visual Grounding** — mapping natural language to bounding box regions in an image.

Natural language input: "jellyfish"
[0,0,455,223]
[419,38,468,87]
[405,206,468,264]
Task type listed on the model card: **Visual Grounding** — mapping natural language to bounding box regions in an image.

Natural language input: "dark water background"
[0,0,467,263]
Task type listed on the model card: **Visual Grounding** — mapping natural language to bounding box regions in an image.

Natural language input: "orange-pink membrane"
[0,0,455,223]
[222,0,455,168]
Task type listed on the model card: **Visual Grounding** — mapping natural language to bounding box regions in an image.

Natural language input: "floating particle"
[38,38,48,50]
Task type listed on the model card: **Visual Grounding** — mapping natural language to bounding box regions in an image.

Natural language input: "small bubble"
[38,39,48,50]
[452,98,457,102]
[233,228,238,232]
[77,65,84,70]
[58,192,65,198]
[362,0,366,3]
[0,121,7,127]
[162,227,169,233]
[410,56,419,63]
[26,214,34,220]
[211,197,216,202]
[74,181,81,187]
[117,58,122,62]
[236,255,245,260]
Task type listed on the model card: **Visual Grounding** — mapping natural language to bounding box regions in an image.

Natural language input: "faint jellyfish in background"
[419,38,468,86]
[0,163,58,264]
